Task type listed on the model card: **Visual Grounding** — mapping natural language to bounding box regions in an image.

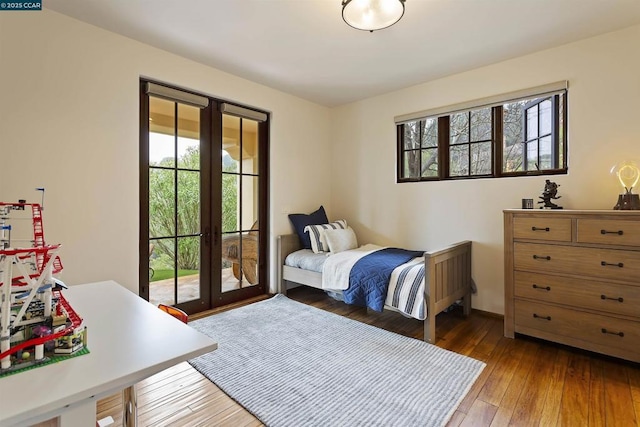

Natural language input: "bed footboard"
[423,240,472,344]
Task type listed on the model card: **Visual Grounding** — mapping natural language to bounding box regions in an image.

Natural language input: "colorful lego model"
[0,194,87,374]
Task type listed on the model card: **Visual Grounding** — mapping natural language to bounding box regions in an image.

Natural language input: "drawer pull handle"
[600,261,624,268]
[600,229,624,235]
[532,284,551,291]
[531,226,550,232]
[533,255,551,261]
[601,328,624,337]
[533,313,551,321]
[601,294,624,303]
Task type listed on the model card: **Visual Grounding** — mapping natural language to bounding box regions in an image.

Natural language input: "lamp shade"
[342,0,406,32]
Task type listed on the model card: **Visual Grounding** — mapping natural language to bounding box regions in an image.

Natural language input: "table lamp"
[611,160,640,210]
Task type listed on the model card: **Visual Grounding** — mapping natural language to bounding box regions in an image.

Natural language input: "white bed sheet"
[284,249,328,273]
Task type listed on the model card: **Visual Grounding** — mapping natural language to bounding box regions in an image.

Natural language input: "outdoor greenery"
[151,269,199,282]
[149,142,239,275]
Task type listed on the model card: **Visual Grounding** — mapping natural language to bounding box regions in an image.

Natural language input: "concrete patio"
[149,267,257,306]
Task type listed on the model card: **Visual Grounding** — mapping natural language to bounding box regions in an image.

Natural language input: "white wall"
[330,25,640,314]
[0,10,331,294]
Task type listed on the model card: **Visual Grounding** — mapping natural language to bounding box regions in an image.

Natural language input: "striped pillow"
[304,220,347,253]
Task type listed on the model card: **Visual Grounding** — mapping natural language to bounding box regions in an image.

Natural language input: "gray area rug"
[188,294,485,427]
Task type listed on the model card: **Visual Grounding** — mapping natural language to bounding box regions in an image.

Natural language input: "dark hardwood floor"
[37,286,640,426]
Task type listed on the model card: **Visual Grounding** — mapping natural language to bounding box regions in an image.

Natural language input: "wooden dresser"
[504,209,640,363]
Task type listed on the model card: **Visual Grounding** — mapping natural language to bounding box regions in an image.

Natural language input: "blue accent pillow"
[288,206,329,249]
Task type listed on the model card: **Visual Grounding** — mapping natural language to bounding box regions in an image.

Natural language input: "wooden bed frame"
[276,234,473,343]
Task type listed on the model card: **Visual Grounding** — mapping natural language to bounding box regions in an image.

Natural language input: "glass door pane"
[148,97,203,307]
[221,114,260,294]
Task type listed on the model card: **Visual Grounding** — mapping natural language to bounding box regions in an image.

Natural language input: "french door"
[139,81,268,314]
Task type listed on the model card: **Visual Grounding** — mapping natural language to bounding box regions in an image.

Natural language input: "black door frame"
[139,79,269,312]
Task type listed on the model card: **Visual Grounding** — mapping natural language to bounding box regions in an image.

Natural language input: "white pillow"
[304,220,347,253]
[324,227,358,254]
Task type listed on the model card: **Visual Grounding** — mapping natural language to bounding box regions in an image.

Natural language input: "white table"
[0,280,218,427]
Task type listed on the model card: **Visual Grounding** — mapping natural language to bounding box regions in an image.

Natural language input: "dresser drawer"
[577,219,640,246]
[513,217,571,242]
[514,299,640,355]
[514,271,640,317]
[514,242,640,283]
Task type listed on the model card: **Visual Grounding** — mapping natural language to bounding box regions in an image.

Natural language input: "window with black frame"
[396,83,567,182]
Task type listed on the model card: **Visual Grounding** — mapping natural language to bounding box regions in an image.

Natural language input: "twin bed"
[277,234,473,343]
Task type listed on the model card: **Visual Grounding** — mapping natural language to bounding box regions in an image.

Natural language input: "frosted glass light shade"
[342,0,406,32]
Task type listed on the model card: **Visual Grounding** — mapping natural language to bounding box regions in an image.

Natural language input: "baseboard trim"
[472,308,504,320]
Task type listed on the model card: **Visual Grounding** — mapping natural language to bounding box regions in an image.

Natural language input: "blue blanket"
[343,248,424,312]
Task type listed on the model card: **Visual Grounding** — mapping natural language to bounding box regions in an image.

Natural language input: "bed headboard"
[277,234,301,293]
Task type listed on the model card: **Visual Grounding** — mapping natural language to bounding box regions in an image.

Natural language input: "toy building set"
[0,192,87,377]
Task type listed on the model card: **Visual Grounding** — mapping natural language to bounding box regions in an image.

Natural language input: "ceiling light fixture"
[342,0,406,32]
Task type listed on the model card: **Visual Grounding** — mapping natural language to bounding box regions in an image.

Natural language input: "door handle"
[202,227,211,246]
